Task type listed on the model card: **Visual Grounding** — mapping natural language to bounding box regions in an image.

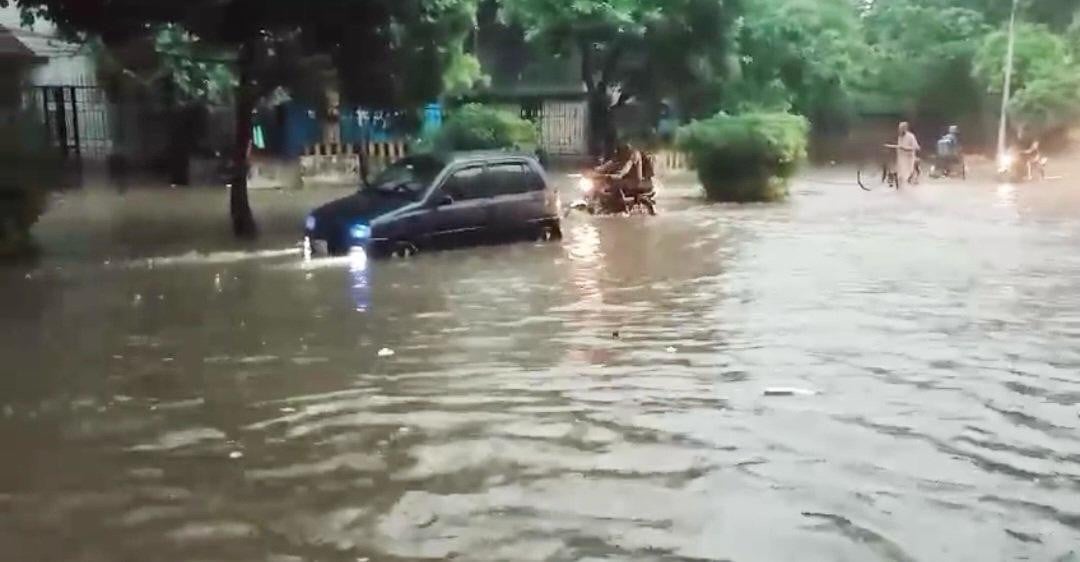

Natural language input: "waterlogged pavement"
[2,171,1080,561]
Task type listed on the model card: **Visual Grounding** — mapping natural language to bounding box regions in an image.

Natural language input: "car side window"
[524,166,546,191]
[441,167,484,201]
[485,163,529,197]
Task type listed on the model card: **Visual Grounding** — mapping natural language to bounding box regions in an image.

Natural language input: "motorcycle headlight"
[998,153,1014,169]
[305,215,316,231]
[349,223,372,242]
[578,177,594,193]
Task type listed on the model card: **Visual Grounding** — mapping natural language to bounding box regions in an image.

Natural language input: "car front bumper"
[304,232,390,258]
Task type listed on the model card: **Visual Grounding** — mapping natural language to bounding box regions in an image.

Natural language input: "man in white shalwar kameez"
[896,121,920,188]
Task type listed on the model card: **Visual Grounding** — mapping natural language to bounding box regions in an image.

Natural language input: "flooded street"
[3,171,1080,561]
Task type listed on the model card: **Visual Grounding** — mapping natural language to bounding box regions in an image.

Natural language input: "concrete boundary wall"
[298,141,409,188]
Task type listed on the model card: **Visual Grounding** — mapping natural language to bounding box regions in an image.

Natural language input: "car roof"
[437,150,539,166]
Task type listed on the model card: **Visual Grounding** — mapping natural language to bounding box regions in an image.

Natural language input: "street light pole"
[997,0,1019,160]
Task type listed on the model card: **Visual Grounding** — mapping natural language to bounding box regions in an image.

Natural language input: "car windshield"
[367,156,445,198]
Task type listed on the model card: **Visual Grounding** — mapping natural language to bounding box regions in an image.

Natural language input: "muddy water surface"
[2,172,1080,560]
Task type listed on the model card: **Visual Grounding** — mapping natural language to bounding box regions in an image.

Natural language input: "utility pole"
[997,0,1019,160]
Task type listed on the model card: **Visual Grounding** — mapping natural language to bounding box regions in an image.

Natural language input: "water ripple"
[4,177,1080,559]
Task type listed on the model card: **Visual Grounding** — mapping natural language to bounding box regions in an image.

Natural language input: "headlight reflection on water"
[566,221,602,303]
[348,247,371,312]
[996,183,1018,211]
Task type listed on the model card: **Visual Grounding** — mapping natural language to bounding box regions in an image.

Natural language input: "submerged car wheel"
[393,241,418,259]
[537,224,562,242]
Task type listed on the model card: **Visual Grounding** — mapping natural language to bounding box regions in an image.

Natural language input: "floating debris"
[228,450,244,460]
[763,387,818,397]
[666,346,678,353]
[378,348,395,358]
[279,407,297,414]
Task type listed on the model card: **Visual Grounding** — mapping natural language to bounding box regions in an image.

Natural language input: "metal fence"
[24,80,113,162]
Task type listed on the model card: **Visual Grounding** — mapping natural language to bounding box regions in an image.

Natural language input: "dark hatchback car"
[304,151,561,257]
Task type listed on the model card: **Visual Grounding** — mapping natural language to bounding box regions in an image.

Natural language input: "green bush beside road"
[676,112,809,202]
[0,114,57,258]
[422,104,538,152]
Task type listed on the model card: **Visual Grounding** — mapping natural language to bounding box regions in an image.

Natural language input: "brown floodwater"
[2,170,1080,561]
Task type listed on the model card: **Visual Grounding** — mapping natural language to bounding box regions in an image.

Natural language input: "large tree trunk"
[168,105,197,186]
[230,44,258,239]
[579,39,620,160]
[587,89,616,160]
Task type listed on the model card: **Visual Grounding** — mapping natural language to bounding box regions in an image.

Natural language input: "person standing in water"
[895,121,921,187]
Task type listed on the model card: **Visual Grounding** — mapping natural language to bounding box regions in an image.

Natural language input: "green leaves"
[502,0,738,116]
[971,22,1080,135]
[676,111,809,201]
[423,103,538,150]
[0,110,57,257]
[727,0,863,126]
[973,23,1072,94]
[153,25,237,105]
[14,0,483,110]
[1008,72,1080,134]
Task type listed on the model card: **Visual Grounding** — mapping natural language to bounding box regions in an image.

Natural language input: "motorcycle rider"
[1020,138,1043,181]
[601,142,647,205]
[934,125,963,177]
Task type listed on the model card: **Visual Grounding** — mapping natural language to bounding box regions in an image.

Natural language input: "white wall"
[1,5,96,86]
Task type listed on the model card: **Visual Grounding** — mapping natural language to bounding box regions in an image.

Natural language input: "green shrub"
[1008,72,1080,137]
[676,111,809,202]
[0,112,57,258]
[426,103,538,152]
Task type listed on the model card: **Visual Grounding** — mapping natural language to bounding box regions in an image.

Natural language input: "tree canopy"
[7,0,1080,159]
[4,0,481,236]
[500,0,739,154]
[725,0,864,130]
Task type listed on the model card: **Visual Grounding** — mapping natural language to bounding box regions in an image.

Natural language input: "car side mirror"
[435,194,454,207]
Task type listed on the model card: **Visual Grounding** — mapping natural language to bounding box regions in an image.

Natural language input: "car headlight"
[578,177,594,193]
[305,215,317,231]
[349,223,372,242]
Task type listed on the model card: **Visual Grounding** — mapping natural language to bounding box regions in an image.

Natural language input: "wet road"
[2,172,1080,561]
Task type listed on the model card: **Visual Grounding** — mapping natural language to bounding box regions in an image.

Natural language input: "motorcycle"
[996,151,1047,183]
[928,154,966,179]
[565,172,658,216]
